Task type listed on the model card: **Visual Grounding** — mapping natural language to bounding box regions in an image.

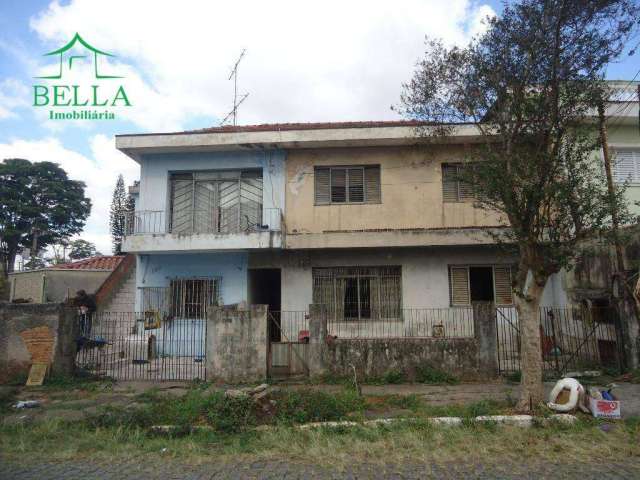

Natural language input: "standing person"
[74,290,97,338]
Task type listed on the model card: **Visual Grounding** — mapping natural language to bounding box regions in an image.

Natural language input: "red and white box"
[589,395,621,419]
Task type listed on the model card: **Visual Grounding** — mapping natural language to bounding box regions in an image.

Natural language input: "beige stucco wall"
[285,145,505,236]
[9,270,110,303]
[9,271,45,302]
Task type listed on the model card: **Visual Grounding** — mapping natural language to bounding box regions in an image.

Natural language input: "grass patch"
[87,386,365,433]
[2,414,638,466]
[414,364,459,385]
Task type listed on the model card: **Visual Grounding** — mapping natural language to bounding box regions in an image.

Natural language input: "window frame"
[448,264,514,306]
[314,165,381,205]
[169,277,220,318]
[610,148,640,185]
[442,162,475,203]
[312,266,402,321]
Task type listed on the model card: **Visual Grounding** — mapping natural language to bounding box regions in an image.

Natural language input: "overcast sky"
[0,0,638,256]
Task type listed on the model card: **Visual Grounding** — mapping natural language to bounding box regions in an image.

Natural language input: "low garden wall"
[323,337,483,380]
[309,302,498,381]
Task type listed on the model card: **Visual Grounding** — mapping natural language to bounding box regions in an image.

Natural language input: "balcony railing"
[125,207,282,235]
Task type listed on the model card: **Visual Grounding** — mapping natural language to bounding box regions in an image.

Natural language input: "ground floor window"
[140,278,220,318]
[449,265,513,306]
[312,266,401,320]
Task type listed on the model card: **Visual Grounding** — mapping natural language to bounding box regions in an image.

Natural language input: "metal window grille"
[169,170,263,234]
[140,278,220,318]
[312,266,401,321]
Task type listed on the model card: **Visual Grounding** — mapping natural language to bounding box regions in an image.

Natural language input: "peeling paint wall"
[206,304,268,383]
[0,303,77,382]
[285,145,505,238]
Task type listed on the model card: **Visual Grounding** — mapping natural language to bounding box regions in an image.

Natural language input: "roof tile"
[50,255,124,271]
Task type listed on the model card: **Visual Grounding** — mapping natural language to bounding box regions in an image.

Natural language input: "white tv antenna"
[221,49,249,126]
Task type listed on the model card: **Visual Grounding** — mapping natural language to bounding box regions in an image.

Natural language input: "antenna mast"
[221,49,248,126]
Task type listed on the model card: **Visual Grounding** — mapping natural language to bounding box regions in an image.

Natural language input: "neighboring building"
[9,256,126,303]
[116,84,639,333]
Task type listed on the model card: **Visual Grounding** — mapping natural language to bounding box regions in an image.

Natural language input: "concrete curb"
[297,414,577,429]
[149,414,577,434]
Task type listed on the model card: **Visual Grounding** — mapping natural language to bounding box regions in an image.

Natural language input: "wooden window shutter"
[364,165,381,203]
[449,266,470,305]
[347,168,364,202]
[493,266,513,305]
[442,164,459,202]
[457,164,474,201]
[330,168,347,203]
[315,167,330,204]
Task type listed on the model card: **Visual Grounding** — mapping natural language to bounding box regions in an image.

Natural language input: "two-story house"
[116,85,639,337]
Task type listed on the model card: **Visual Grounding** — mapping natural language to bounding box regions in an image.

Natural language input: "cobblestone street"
[2,458,640,479]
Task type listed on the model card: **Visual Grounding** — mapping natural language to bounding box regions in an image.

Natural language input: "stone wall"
[206,304,268,383]
[0,303,77,383]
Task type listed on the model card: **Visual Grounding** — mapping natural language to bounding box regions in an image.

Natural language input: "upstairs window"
[315,165,381,204]
[612,149,640,184]
[442,163,474,202]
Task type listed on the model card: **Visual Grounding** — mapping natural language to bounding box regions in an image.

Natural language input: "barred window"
[449,265,513,306]
[312,266,401,320]
[315,166,381,204]
[442,163,474,202]
[140,278,219,318]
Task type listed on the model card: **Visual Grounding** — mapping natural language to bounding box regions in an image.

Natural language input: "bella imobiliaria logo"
[33,33,132,121]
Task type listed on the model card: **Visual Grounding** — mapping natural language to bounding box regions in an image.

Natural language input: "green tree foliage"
[68,239,99,260]
[400,0,639,409]
[109,174,127,254]
[0,159,91,276]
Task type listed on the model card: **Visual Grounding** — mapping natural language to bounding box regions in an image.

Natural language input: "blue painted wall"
[135,252,249,310]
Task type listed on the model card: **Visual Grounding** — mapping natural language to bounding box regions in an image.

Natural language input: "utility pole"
[221,49,249,126]
[598,102,625,277]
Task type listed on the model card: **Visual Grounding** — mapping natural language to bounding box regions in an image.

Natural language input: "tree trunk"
[515,274,546,411]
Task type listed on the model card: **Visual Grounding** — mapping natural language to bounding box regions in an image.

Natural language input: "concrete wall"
[9,270,110,303]
[314,303,497,380]
[0,303,77,382]
[206,304,268,383]
[285,145,506,238]
[135,252,249,310]
[9,271,45,302]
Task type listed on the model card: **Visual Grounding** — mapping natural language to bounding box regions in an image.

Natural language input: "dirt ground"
[2,379,639,426]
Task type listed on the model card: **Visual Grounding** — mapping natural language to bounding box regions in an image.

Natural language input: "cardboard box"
[589,395,621,419]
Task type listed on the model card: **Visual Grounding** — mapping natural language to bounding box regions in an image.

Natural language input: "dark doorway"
[248,269,281,342]
[469,267,494,302]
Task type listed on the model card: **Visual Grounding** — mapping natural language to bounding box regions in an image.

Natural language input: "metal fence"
[323,307,475,339]
[496,306,623,376]
[125,208,282,235]
[75,311,206,381]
